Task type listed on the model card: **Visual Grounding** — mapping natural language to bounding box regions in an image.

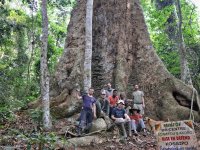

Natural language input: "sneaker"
[142,131,147,136]
[132,130,138,136]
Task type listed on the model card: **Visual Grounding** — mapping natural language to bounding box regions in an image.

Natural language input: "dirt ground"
[54,117,200,150]
[0,111,200,150]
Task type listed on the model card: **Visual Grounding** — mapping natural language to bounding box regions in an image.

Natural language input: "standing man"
[108,89,119,118]
[132,85,145,115]
[76,87,97,135]
[105,82,114,97]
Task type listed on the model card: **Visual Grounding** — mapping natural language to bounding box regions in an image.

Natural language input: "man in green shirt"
[132,85,145,115]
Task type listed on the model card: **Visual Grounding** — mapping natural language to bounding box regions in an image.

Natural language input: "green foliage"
[4,129,67,149]
[0,106,14,124]
[141,0,200,86]
[0,0,75,126]
[29,108,43,125]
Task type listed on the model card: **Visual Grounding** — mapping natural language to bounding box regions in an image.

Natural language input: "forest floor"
[0,111,200,150]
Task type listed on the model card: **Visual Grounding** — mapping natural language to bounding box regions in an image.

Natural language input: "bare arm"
[76,91,82,100]
[93,103,97,119]
[142,96,145,108]
[111,114,116,120]
[124,113,130,121]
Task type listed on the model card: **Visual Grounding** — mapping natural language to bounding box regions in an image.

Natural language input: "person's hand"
[115,118,125,123]
[93,114,97,119]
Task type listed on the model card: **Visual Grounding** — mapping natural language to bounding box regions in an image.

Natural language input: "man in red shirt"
[129,107,146,136]
[108,89,119,118]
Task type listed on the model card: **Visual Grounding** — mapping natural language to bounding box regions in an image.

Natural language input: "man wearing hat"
[111,100,132,138]
[95,90,111,129]
[129,106,146,136]
[96,90,110,117]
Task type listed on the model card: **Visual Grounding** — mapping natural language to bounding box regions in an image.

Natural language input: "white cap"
[101,90,106,95]
[117,100,125,105]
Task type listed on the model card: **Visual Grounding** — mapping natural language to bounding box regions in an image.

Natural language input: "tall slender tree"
[154,0,193,85]
[41,0,52,129]
[175,0,192,85]
[83,0,93,92]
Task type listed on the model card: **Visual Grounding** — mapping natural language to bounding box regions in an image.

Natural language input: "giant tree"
[30,0,200,121]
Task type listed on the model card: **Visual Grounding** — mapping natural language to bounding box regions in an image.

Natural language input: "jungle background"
[0,0,200,149]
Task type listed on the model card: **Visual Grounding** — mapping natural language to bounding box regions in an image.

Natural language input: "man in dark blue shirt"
[77,87,96,135]
[112,100,132,138]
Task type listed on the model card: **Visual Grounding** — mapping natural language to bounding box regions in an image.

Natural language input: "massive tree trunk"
[83,0,93,91]
[41,0,52,129]
[33,0,200,121]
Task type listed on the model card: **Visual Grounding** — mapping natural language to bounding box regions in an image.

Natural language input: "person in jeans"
[129,107,147,136]
[76,88,97,135]
[111,100,132,138]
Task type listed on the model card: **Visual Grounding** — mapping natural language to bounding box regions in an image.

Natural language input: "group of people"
[76,83,147,138]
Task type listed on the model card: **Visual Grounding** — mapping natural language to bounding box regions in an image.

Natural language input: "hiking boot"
[142,128,147,136]
[132,130,138,136]
[142,132,147,136]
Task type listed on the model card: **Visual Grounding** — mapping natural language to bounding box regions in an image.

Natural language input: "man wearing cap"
[96,90,111,128]
[111,100,132,138]
[129,106,146,136]
[132,84,145,115]
[96,90,110,117]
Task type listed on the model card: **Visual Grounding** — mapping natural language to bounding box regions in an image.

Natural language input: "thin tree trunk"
[175,0,193,85]
[41,0,52,129]
[83,0,93,92]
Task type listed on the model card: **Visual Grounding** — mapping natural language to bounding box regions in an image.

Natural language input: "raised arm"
[76,90,82,100]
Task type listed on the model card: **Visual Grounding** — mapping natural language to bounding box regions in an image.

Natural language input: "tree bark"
[41,0,52,129]
[84,0,93,92]
[175,0,193,85]
[29,0,200,121]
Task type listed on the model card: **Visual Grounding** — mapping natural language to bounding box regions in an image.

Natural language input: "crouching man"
[111,100,132,138]
[76,88,97,135]
[129,106,147,136]
[96,90,111,129]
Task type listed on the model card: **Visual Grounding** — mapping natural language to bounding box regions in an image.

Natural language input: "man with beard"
[132,85,145,115]
[76,88,97,135]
